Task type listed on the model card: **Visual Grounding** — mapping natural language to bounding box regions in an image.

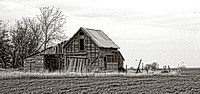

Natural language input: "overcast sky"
[1,0,200,68]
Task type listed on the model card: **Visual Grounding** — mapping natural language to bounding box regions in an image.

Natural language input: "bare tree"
[7,7,67,68]
[37,6,67,50]
[0,20,11,68]
[10,17,42,68]
[144,62,159,73]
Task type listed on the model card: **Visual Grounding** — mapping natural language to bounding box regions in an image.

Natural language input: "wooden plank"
[90,39,92,63]
[65,56,68,71]
[74,41,78,45]
[74,39,75,53]
[66,56,87,58]
[66,52,87,56]
[70,43,72,52]
[86,50,98,53]
[94,45,96,64]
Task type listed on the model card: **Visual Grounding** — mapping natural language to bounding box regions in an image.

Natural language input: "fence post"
[168,65,171,72]
[136,59,142,73]
[142,63,143,72]
[126,65,127,74]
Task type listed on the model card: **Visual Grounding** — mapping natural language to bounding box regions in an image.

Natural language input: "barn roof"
[81,27,119,49]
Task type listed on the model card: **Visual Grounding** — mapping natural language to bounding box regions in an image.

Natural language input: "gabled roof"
[63,27,119,49]
[82,27,119,49]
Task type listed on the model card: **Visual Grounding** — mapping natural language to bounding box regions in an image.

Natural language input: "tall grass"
[0,70,180,80]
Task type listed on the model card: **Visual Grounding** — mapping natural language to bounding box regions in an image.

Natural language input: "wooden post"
[136,59,142,73]
[65,56,67,72]
[59,59,61,73]
[126,65,127,74]
[81,59,83,74]
[142,63,143,72]
[168,65,171,72]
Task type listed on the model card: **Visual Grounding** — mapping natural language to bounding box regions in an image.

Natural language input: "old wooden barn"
[24,27,124,72]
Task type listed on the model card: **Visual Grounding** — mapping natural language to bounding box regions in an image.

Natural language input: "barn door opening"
[44,55,60,72]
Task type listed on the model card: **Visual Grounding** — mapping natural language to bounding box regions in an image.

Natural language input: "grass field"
[0,68,200,94]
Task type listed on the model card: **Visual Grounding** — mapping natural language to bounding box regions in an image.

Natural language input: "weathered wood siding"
[117,52,124,69]
[24,53,44,72]
[24,41,66,72]
[100,49,119,71]
[64,32,101,72]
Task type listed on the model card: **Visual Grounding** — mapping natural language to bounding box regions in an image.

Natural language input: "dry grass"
[0,69,180,80]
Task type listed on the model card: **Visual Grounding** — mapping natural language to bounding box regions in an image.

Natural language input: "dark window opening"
[56,47,58,53]
[80,32,84,35]
[104,57,107,62]
[80,39,84,50]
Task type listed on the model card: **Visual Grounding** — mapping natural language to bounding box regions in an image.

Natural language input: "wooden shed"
[24,27,124,72]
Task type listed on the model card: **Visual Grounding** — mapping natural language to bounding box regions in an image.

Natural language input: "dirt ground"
[0,68,200,94]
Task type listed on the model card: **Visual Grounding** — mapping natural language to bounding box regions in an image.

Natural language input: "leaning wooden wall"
[64,32,101,72]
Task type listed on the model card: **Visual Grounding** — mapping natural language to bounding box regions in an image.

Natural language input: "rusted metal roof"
[82,27,119,49]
